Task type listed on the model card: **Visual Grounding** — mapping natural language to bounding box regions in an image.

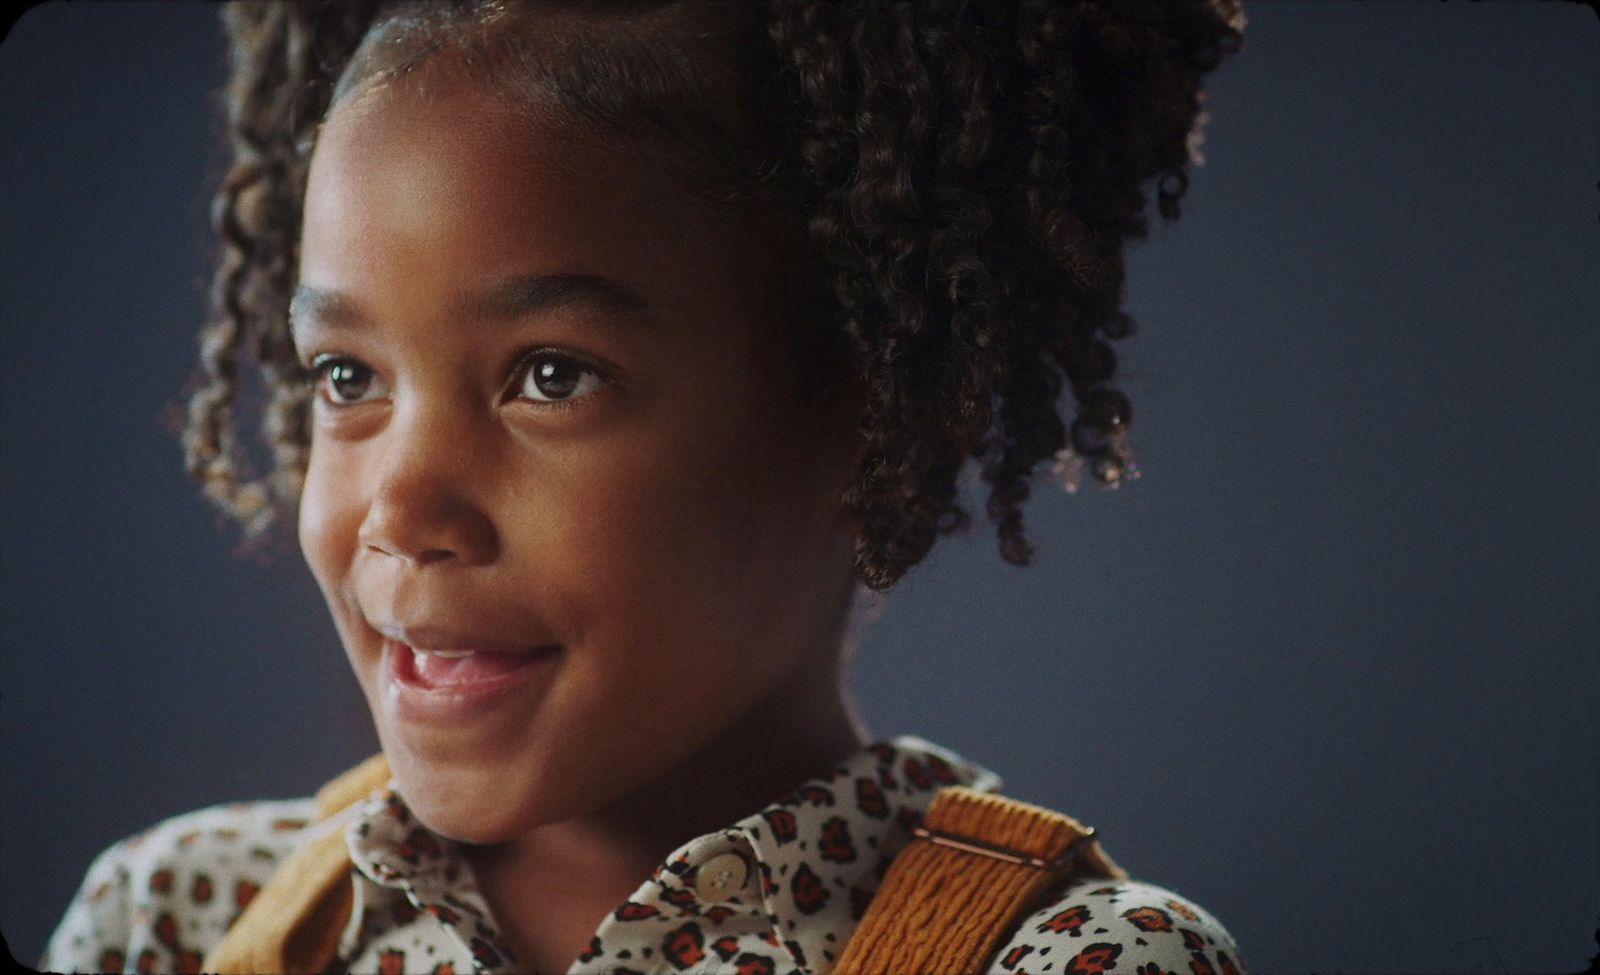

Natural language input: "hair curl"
[186,0,1245,590]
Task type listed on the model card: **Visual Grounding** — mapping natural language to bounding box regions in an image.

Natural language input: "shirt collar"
[669,734,1005,973]
[346,734,1003,974]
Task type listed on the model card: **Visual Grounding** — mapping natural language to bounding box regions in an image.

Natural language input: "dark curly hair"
[186,0,1245,591]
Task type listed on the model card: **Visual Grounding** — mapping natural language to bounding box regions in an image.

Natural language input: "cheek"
[545,392,839,651]
[297,441,361,606]
[518,442,714,648]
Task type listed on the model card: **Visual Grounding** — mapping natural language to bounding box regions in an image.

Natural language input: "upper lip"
[374,622,557,655]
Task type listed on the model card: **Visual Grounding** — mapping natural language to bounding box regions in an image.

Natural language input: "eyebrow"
[288,273,659,338]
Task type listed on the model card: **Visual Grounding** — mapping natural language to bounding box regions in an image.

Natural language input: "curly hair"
[185,0,1245,591]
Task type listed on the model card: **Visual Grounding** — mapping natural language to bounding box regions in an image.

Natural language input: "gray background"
[3,1,1595,971]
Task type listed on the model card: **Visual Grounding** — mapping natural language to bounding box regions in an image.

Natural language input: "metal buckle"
[910,824,1100,873]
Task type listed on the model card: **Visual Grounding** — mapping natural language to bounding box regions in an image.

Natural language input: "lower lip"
[382,639,561,726]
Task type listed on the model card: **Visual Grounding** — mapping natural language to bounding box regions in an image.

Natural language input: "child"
[43,1,1247,972]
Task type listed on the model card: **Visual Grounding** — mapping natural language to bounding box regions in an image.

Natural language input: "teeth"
[416,649,475,659]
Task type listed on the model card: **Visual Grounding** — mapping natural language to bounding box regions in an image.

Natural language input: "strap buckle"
[910,823,1100,873]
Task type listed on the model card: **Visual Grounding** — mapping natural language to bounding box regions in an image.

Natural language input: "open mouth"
[389,640,561,690]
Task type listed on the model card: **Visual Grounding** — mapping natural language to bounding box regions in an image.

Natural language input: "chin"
[401,782,541,845]
[421,814,525,847]
[377,744,549,845]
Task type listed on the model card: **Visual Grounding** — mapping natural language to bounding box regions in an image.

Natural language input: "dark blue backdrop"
[3,2,1595,971]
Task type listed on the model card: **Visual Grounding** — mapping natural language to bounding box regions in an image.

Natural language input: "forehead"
[298,61,789,324]
[308,69,675,255]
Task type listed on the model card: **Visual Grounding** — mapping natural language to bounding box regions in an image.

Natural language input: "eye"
[513,351,608,404]
[310,355,388,406]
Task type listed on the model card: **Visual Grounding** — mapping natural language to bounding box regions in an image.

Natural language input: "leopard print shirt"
[43,735,1246,974]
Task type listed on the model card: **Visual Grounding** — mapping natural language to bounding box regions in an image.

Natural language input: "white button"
[694,851,750,901]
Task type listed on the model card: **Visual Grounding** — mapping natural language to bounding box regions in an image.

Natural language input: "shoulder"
[988,875,1248,975]
[42,796,320,974]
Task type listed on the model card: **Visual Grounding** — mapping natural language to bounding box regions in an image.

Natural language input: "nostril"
[359,538,457,565]
[357,488,498,567]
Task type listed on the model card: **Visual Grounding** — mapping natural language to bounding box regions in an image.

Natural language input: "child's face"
[294,63,863,843]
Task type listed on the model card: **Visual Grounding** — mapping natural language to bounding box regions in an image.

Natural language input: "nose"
[357,410,497,567]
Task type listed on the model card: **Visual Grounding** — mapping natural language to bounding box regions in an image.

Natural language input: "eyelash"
[306,349,610,410]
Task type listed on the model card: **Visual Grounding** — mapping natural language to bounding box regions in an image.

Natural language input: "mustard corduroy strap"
[832,785,1126,975]
[202,753,392,975]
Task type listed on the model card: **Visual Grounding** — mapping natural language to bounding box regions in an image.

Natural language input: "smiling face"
[295,59,865,845]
